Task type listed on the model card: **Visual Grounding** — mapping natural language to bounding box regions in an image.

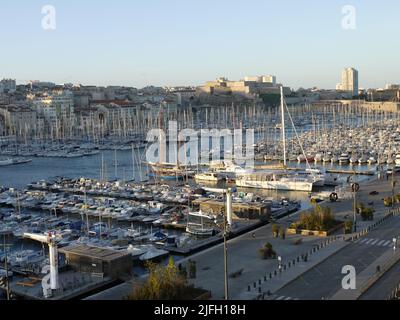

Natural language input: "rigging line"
[283,99,314,174]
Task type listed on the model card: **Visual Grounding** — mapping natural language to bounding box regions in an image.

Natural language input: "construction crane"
[23,232,59,297]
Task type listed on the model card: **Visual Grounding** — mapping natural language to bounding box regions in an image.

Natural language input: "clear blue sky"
[0,0,399,89]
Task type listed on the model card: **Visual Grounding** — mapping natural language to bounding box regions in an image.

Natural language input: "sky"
[0,0,399,89]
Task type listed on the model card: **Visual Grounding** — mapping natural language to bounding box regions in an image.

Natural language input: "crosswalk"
[270,295,300,301]
[354,237,394,247]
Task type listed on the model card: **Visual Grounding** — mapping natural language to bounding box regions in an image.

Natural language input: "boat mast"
[280,86,287,167]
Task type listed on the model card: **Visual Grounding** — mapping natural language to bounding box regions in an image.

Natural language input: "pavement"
[182,175,400,300]
[359,259,400,300]
[330,246,400,300]
[269,213,400,300]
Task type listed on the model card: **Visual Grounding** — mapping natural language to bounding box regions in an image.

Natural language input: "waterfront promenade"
[183,174,400,300]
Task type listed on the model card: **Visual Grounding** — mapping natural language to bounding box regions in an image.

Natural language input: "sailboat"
[235,87,321,192]
[186,210,215,237]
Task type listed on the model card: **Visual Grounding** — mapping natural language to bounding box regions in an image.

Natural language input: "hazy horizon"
[1,0,399,90]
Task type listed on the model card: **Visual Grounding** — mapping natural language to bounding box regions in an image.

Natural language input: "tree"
[361,208,374,221]
[344,221,354,234]
[129,257,198,300]
[259,242,276,260]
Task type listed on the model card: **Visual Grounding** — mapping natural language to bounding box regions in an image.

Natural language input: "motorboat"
[338,153,350,164]
[194,172,224,183]
[149,231,168,242]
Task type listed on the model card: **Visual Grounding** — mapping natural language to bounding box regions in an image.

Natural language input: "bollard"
[274,270,277,276]
[269,273,272,279]
[254,282,256,288]
[248,285,251,292]
[288,262,291,268]
[259,279,262,285]
[259,287,262,294]
[264,276,267,282]
[293,259,296,265]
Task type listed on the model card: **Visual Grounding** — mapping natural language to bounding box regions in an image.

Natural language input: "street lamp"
[217,205,230,300]
[391,169,396,209]
[351,172,359,233]
[1,231,12,300]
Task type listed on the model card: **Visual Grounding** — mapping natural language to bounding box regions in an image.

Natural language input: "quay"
[179,174,400,299]
[254,164,376,176]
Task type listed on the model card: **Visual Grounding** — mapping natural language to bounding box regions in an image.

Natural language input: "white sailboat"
[235,87,320,192]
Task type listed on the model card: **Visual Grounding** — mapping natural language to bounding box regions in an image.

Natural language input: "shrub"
[361,208,374,221]
[384,197,393,207]
[128,258,199,300]
[344,220,354,234]
[297,205,337,231]
[259,242,276,260]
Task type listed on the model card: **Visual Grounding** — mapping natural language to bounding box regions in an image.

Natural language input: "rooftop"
[59,244,130,261]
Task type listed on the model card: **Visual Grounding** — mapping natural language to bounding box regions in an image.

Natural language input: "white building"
[30,91,75,121]
[244,75,277,86]
[337,68,359,96]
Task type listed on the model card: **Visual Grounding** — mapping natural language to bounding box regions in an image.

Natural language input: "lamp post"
[217,197,230,300]
[351,171,358,233]
[391,169,396,209]
[1,231,12,300]
[223,210,229,301]
[218,206,229,300]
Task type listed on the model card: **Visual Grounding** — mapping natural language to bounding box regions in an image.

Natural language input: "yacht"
[395,153,400,166]
[236,171,316,192]
[358,154,368,165]
[338,153,350,164]
[126,244,153,260]
[368,157,377,165]
[322,153,332,163]
[194,172,224,183]
[0,158,14,166]
[186,224,215,237]
[350,155,358,165]
[331,155,339,164]
[235,87,320,192]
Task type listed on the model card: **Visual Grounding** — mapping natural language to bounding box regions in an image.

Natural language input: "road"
[359,259,400,300]
[270,215,400,300]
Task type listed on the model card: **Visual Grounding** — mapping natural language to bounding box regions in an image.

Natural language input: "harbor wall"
[312,100,400,112]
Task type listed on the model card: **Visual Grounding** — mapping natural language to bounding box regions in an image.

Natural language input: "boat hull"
[236,179,314,192]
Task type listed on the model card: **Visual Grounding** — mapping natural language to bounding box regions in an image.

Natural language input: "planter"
[286,223,344,238]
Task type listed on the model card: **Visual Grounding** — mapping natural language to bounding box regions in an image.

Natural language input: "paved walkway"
[330,247,400,300]
[181,175,400,300]
[238,238,350,300]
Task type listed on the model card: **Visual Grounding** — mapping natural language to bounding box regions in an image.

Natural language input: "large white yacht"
[235,87,320,192]
[235,171,316,192]
[194,172,224,182]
